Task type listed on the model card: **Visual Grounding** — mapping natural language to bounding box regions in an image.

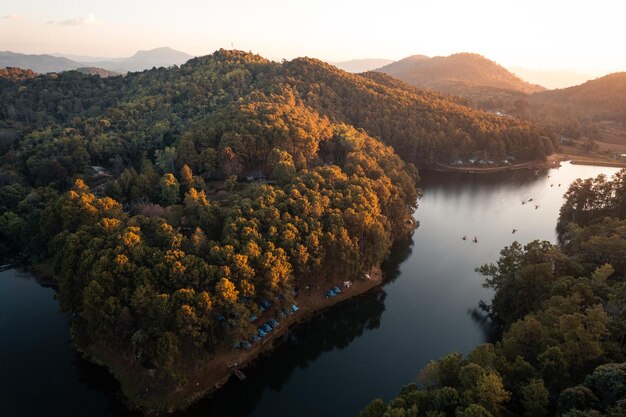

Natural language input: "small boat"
[473,237,478,243]
[521,201,526,205]
[512,229,517,234]
[535,205,539,210]
[462,235,467,240]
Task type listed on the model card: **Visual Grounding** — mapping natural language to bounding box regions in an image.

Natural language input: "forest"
[359,169,626,417]
[0,49,558,407]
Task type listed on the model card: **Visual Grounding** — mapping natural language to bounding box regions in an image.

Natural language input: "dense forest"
[0,50,555,170]
[359,169,626,417]
[0,53,421,387]
[0,49,557,405]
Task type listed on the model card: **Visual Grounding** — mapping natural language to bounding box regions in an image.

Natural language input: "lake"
[1,162,620,417]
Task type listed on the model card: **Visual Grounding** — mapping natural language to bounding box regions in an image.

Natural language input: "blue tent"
[333,287,341,293]
[250,315,258,322]
[215,313,225,321]
[260,299,271,310]
[279,311,287,319]
[251,335,261,343]
[263,324,273,333]
[326,290,336,298]
[258,328,267,337]
[241,341,252,349]
[291,304,299,312]
[269,319,279,327]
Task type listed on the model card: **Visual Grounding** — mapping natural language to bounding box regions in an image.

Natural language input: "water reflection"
[183,238,415,417]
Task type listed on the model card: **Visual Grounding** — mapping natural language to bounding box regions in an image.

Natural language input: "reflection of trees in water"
[183,290,387,417]
[182,237,415,417]
[468,306,501,345]
[73,353,141,417]
[420,169,544,194]
[382,236,414,285]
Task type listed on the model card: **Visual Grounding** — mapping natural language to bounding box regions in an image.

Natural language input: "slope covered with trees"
[530,73,626,126]
[0,49,556,408]
[359,169,626,417]
[377,53,545,95]
[0,50,555,170]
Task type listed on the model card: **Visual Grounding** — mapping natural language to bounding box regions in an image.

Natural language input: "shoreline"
[429,153,626,174]
[80,266,388,414]
[429,154,563,174]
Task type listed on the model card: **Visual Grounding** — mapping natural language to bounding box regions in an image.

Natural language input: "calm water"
[1,162,620,417]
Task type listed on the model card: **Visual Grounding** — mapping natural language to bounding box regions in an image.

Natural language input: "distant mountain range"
[332,58,394,73]
[377,53,546,95]
[0,47,194,74]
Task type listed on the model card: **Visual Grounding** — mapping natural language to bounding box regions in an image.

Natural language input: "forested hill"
[531,72,626,124]
[1,49,421,409]
[377,53,546,95]
[1,49,555,168]
[0,49,553,411]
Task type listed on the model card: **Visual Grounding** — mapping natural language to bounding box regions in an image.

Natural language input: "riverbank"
[430,153,626,174]
[83,266,386,415]
[431,154,563,174]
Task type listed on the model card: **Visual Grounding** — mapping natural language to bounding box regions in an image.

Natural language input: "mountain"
[50,52,111,63]
[511,67,594,89]
[92,47,195,72]
[75,67,122,78]
[532,72,626,119]
[378,53,546,95]
[332,58,394,73]
[0,47,194,74]
[0,51,79,73]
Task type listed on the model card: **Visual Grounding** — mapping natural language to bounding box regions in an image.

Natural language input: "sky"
[1,0,624,74]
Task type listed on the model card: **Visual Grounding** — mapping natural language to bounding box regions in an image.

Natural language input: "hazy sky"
[1,0,624,73]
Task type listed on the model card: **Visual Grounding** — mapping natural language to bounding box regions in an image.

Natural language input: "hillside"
[0,49,554,168]
[332,58,394,73]
[378,53,546,96]
[531,72,626,123]
[75,67,122,78]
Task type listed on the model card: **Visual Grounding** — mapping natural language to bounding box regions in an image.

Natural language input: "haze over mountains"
[332,58,394,73]
[0,47,194,74]
[511,68,595,89]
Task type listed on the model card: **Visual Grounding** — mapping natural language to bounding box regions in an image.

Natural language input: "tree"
[268,148,296,183]
[160,173,180,206]
[521,379,549,417]
[180,164,194,191]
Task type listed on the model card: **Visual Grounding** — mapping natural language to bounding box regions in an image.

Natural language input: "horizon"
[1,0,624,75]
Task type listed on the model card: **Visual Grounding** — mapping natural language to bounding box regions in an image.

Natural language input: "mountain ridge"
[378,52,546,95]
[0,47,194,74]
